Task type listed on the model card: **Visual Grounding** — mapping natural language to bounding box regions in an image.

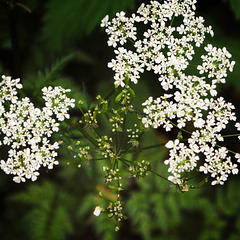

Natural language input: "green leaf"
[22,53,87,103]
[41,0,137,55]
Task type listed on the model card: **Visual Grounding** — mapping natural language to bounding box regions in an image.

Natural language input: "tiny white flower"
[235,153,240,162]
[93,206,102,216]
[168,175,182,185]
[165,139,179,149]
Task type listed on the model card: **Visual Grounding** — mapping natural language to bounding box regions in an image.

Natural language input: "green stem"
[128,138,188,153]
[93,128,101,138]
[150,170,172,183]
[78,127,98,148]
[168,118,192,135]
[115,130,118,154]
[119,144,133,156]
[118,131,144,156]
[169,15,175,27]
[222,133,240,138]
[136,142,167,151]
[105,89,115,100]
[116,158,121,201]
[127,37,135,44]
[117,115,126,154]
[216,144,236,155]
[91,157,108,161]
[119,157,132,164]
[169,0,183,27]
[119,159,130,167]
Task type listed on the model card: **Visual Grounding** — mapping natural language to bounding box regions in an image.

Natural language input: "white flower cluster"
[0,75,75,183]
[197,44,235,84]
[102,0,240,185]
[102,0,213,87]
[142,73,239,185]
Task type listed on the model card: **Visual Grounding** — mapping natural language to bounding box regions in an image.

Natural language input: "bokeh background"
[1,0,240,239]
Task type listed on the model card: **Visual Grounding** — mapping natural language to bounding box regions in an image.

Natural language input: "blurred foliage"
[0,0,240,239]
[9,181,74,240]
[227,0,240,20]
[42,0,136,55]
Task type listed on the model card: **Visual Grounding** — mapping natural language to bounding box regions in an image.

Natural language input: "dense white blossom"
[102,0,240,186]
[0,75,75,183]
[102,0,214,87]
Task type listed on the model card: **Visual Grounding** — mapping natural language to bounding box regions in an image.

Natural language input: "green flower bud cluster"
[115,86,135,105]
[129,160,151,178]
[106,200,127,229]
[68,141,92,165]
[103,166,122,183]
[109,110,124,132]
[127,124,140,147]
[97,136,114,158]
[82,110,98,129]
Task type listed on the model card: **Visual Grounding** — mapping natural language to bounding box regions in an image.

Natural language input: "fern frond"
[10,181,74,240]
[41,0,137,54]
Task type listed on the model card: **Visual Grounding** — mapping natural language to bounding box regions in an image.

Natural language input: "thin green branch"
[117,115,126,154]
[119,157,132,164]
[91,157,109,161]
[105,89,115,100]
[222,133,240,138]
[93,128,101,138]
[78,126,98,148]
[128,138,188,153]
[150,170,172,183]
[167,118,192,135]
[216,144,236,155]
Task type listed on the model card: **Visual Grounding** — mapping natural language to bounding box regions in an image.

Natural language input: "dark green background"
[1,0,240,239]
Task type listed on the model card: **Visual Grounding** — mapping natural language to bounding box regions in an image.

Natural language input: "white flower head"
[0,76,75,183]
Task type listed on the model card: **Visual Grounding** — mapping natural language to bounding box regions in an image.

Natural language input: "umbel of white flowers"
[0,75,75,183]
[101,0,240,186]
